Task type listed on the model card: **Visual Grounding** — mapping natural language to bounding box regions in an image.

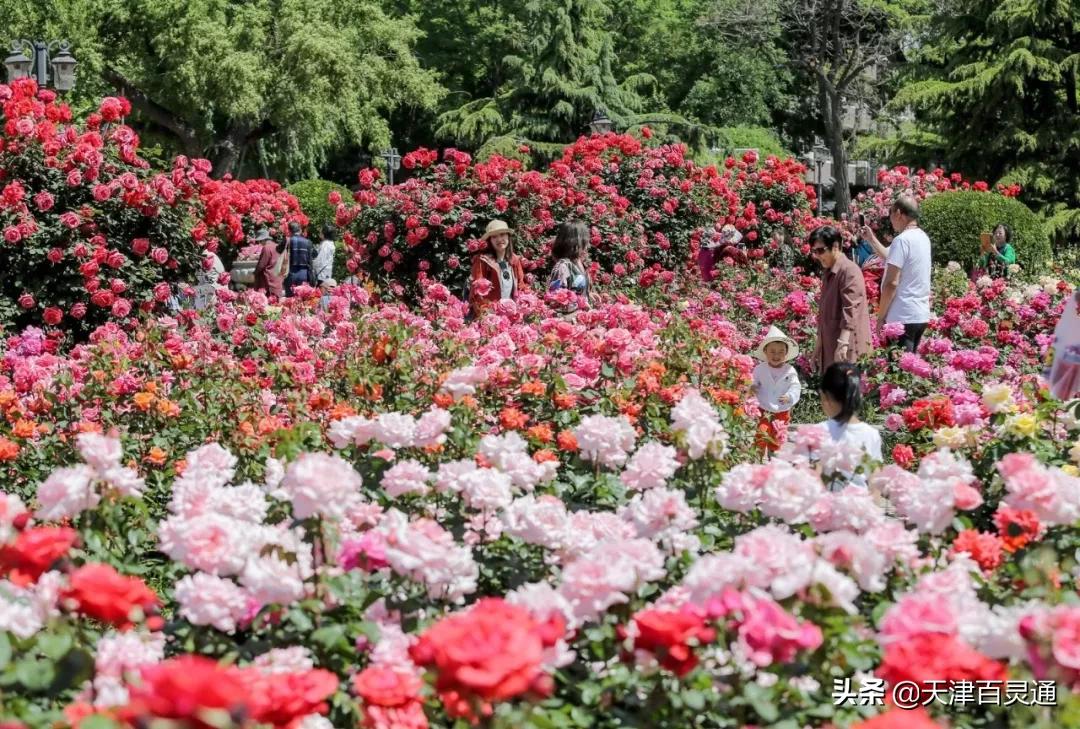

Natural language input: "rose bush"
[334,136,818,302]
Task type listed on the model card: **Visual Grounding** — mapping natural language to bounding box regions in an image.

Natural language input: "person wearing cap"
[752,325,802,454]
[252,227,284,298]
[809,225,871,371]
[469,219,525,318]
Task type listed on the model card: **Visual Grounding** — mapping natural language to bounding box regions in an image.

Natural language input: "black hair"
[808,225,843,250]
[288,221,302,235]
[993,222,1012,243]
[274,231,287,255]
[552,220,589,260]
[322,223,338,241]
[819,362,862,424]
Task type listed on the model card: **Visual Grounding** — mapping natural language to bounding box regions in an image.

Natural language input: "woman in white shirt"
[817,362,882,469]
[313,224,337,309]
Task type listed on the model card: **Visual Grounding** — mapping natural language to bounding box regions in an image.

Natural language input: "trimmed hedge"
[921,191,1050,273]
[287,179,351,233]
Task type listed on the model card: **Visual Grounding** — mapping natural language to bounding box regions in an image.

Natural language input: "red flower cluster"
[121,655,338,729]
[193,174,308,254]
[620,608,716,677]
[901,397,955,432]
[950,529,1005,572]
[61,563,160,630]
[877,633,1008,693]
[408,598,564,723]
[0,525,76,585]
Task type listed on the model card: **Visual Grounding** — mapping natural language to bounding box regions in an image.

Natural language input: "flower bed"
[1,258,1078,728]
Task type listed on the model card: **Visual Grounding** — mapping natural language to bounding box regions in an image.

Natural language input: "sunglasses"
[810,246,829,256]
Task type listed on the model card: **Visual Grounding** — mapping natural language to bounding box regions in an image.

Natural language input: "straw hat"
[481,219,513,241]
[755,325,799,362]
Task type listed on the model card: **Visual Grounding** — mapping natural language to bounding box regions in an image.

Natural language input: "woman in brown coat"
[810,225,872,371]
[468,219,525,318]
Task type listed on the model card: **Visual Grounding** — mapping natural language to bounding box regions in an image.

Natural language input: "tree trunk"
[818,79,850,217]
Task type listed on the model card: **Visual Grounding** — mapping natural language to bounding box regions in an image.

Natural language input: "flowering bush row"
[334,137,819,301]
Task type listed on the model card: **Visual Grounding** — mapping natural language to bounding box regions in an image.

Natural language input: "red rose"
[131,238,150,256]
[245,669,339,728]
[46,248,63,263]
[353,666,422,708]
[61,563,159,629]
[852,707,942,729]
[122,656,248,727]
[891,444,915,469]
[878,633,1007,691]
[409,598,562,721]
[0,526,77,586]
[623,608,716,677]
[950,529,1004,572]
[42,307,63,325]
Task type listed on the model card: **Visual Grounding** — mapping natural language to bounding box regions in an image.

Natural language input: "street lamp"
[380,147,401,185]
[812,143,830,213]
[4,40,77,91]
[589,108,613,135]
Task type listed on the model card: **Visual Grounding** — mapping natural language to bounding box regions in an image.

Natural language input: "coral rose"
[61,563,160,629]
[0,526,77,585]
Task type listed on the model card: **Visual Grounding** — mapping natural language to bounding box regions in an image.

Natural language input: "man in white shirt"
[877,194,932,353]
[313,224,337,290]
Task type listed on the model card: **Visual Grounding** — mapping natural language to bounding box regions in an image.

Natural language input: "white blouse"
[819,419,883,461]
[753,362,801,414]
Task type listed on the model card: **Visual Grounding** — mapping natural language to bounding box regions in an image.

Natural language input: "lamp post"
[380,147,401,185]
[812,143,830,213]
[4,40,77,91]
[589,108,613,135]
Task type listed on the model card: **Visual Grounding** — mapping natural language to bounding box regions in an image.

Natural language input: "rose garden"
[0,74,1078,729]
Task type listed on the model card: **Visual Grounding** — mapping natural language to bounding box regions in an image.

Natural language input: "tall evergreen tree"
[436,0,697,153]
[891,0,1080,242]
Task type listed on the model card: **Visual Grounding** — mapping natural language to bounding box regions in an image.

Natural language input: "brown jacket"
[469,254,524,317]
[254,242,284,298]
[815,254,872,371]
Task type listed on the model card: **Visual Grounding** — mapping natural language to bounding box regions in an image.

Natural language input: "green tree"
[889,0,1080,244]
[0,0,446,179]
[436,0,701,153]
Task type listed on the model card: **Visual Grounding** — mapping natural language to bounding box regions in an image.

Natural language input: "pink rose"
[42,307,63,325]
[33,191,54,211]
[47,248,63,263]
[111,299,132,318]
[150,247,168,265]
[3,226,22,243]
[17,293,34,309]
[66,170,82,187]
[70,302,87,319]
[90,290,115,308]
[131,238,150,256]
[92,184,112,202]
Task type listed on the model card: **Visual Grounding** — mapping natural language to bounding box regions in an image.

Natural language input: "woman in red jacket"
[469,219,525,318]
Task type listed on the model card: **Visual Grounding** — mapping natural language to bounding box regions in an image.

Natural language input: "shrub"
[0,81,205,337]
[921,191,1050,272]
[287,178,350,233]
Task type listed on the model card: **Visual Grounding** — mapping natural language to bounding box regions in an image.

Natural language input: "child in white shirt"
[752,326,802,454]
[816,362,882,488]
